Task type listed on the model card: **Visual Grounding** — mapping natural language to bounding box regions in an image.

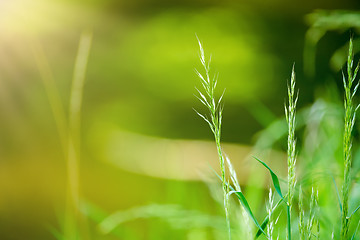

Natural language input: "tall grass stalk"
[340,38,360,240]
[33,31,92,240]
[64,30,92,240]
[285,66,298,240]
[194,37,230,239]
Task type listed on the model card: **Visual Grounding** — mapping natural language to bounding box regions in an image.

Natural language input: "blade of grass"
[253,155,291,240]
[32,32,93,240]
[64,30,93,240]
[228,191,268,238]
[255,218,269,239]
[351,221,360,240]
[332,175,343,212]
[211,164,268,239]
[255,195,287,239]
[348,204,360,218]
[253,156,285,201]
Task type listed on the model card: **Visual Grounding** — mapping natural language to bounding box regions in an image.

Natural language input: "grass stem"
[194,37,230,239]
[285,65,298,240]
[340,37,359,240]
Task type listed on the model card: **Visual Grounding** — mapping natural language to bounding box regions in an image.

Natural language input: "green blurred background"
[1,0,360,239]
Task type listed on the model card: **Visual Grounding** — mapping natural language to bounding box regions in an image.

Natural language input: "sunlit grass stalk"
[33,31,92,240]
[341,38,360,240]
[285,66,298,240]
[194,38,230,239]
[64,30,92,240]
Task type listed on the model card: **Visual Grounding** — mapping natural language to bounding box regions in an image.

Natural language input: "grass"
[285,64,298,240]
[195,37,360,240]
[30,13,360,240]
[340,37,359,240]
[33,33,360,240]
[34,30,93,240]
[64,30,92,240]
[194,36,230,238]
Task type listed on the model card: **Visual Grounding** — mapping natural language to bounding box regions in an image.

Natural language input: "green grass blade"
[253,155,291,240]
[348,204,360,218]
[255,218,269,239]
[228,191,268,238]
[332,175,343,212]
[255,196,286,239]
[253,156,285,201]
[210,162,268,239]
[65,30,93,240]
[351,221,360,240]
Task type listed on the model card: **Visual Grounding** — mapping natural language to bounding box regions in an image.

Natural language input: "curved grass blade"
[228,191,268,238]
[253,156,292,239]
[351,221,360,240]
[255,218,269,239]
[255,196,287,239]
[253,156,285,201]
[332,175,343,212]
[348,204,360,218]
[210,163,270,238]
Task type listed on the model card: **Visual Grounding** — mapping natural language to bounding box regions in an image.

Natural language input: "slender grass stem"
[194,37,230,239]
[64,30,92,240]
[33,31,92,240]
[285,65,298,240]
[341,38,360,240]
[67,30,93,215]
